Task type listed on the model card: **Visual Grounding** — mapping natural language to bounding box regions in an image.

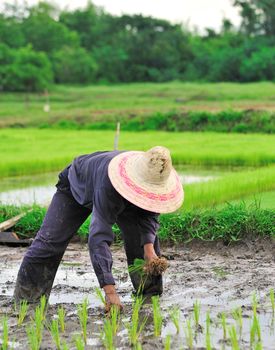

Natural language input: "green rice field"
[1,129,274,177]
[0,128,274,212]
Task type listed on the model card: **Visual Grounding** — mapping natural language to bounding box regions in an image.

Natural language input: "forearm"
[144,242,158,260]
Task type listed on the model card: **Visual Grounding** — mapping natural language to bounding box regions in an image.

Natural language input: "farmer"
[14,146,184,310]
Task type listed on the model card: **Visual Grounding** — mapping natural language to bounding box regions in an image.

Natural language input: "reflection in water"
[0,185,56,206]
[0,173,216,205]
[0,169,221,205]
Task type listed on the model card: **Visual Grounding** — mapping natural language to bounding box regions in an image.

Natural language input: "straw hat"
[108,146,184,213]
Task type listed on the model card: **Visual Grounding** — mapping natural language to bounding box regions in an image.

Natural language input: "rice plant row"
[0,289,274,349]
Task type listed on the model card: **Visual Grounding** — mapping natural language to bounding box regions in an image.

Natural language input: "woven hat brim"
[108,151,184,214]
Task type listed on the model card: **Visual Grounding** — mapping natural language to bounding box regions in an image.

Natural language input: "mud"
[0,238,274,349]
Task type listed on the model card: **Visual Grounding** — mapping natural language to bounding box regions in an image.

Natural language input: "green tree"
[52,46,97,83]
[0,44,53,92]
[240,46,275,81]
[22,2,79,53]
[59,2,108,50]
[233,0,275,35]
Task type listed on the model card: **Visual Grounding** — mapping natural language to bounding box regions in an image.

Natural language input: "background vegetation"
[1,0,275,91]
[0,202,273,242]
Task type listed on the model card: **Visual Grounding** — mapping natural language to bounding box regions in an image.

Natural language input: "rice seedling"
[164,334,171,350]
[26,324,40,350]
[61,340,69,350]
[127,296,147,346]
[232,307,243,334]
[33,305,44,346]
[205,311,212,350]
[220,312,227,339]
[184,318,193,349]
[50,319,61,350]
[77,297,89,344]
[228,325,240,350]
[254,342,263,350]
[250,313,261,345]
[101,318,115,350]
[193,300,200,328]
[169,306,180,333]
[205,331,212,350]
[74,335,85,350]
[109,305,120,335]
[1,316,9,350]
[252,292,258,316]
[95,287,106,306]
[17,299,29,326]
[128,259,146,276]
[270,288,275,314]
[58,306,66,333]
[135,342,143,350]
[39,295,47,320]
[205,311,211,335]
[151,296,163,337]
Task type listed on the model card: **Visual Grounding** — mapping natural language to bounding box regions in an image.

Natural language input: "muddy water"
[0,167,236,206]
[0,239,274,349]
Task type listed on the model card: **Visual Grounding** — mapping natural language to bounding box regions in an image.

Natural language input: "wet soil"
[0,238,274,349]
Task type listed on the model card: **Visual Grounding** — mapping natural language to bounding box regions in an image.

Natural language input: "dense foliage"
[0,203,274,242]
[42,110,275,134]
[1,0,275,91]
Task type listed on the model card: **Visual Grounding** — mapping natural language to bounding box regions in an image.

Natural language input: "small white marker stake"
[114,122,120,150]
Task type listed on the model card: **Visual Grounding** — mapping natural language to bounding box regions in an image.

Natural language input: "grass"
[219,190,275,210]
[0,129,274,178]
[2,82,275,127]
[1,202,274,242]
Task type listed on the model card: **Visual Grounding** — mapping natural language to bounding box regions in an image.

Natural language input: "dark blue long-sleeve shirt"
[67,151,159,287]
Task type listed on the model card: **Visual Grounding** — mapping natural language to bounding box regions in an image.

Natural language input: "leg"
[116,213,163,296]
[14,189,91,303]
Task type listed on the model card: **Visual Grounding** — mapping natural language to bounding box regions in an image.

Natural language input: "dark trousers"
[14,173,162,303]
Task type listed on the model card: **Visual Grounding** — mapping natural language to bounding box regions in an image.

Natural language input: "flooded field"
[0,167,236,206]
[0,239,274,349]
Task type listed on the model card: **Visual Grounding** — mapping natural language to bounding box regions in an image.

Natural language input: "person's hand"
[144,243,158,262]
[103,285,123,313]
[143,243,168,276]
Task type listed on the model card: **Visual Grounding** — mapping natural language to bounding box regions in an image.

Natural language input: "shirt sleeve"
[138,211,160,246]
[88,187,125,288]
